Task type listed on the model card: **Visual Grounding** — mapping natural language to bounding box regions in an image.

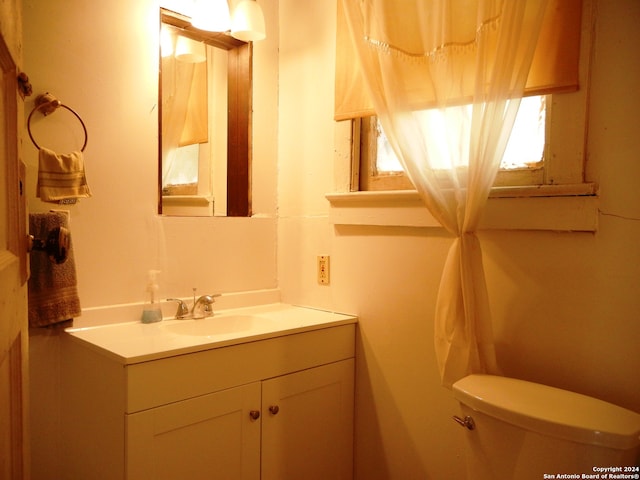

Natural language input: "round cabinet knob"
[249,410,260,421]
[268,405,280,415]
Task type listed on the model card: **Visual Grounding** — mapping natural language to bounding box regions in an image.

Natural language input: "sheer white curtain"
[341,0,548,387]
[161,53,208,188]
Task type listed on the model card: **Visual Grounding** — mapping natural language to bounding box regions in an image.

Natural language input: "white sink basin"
[64,303,357,363]
[162,314,267,337]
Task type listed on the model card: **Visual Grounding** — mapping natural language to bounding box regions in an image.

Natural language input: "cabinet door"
[261,359,354,480]
[126,382,261,480]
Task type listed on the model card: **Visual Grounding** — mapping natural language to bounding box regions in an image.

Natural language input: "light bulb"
[191,0,231,32]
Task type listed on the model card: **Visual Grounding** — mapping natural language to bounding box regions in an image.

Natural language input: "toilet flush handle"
[452,415,475,430]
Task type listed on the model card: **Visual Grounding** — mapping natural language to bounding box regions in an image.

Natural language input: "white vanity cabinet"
[127,360,354,480]
[59,314,355,480]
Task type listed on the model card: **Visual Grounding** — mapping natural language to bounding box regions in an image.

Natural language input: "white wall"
[277,1,640,479]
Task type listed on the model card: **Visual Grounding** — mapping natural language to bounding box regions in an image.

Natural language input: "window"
[356,95,548,192]
[329,88,598,231]
[351,89,596,198]
[162,144,201,195]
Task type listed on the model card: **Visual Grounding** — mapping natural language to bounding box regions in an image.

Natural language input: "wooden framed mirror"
[159,8,251,217]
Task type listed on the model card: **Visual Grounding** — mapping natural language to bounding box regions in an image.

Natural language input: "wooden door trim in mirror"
[160,9,244,51]
[159,8,252,217]
[227,43,251,217]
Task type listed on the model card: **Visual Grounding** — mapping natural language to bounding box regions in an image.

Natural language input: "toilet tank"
[452,374,640,480]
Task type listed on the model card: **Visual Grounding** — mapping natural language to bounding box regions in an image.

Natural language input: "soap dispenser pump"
[141,269,163,324]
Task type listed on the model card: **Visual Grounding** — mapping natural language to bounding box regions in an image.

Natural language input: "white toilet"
[452,374,640,480]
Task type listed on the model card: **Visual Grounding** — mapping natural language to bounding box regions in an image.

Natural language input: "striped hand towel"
[37,147,92,203]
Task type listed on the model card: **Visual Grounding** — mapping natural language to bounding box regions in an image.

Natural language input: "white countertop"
[64,303,357,364]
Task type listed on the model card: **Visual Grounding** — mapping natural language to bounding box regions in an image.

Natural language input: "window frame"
[353,91,589,196]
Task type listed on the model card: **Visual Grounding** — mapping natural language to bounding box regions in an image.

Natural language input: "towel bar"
[27,92,88,152]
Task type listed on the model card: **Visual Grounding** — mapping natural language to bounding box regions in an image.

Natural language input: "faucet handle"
[207,293,222,313]
[166,298,189,319]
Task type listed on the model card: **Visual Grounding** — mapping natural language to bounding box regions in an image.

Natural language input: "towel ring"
[27,93,88,152]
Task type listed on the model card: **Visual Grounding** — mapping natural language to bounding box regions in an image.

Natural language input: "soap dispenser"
[141,270,163,323]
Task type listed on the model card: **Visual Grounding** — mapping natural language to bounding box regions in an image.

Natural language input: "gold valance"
[335,0,583,121]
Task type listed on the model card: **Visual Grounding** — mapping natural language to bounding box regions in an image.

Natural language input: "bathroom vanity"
[59,304,357,480]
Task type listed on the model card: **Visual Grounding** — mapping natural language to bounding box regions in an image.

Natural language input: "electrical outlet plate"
[317,255,330,285]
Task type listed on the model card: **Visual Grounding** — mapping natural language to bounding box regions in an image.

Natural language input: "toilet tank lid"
[452,374,640,450]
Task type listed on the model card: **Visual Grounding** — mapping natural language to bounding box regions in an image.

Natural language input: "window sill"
[325,184,598,231]
[161,195,214,217]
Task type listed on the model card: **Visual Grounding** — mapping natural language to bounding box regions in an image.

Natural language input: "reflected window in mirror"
[159,8,251,217]
[160,34,226,211]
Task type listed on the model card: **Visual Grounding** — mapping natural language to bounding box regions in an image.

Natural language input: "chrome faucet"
[193,294,216,318]
[167,289,221,319]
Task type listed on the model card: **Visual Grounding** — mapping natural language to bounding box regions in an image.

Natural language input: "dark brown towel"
[28,212,81,328]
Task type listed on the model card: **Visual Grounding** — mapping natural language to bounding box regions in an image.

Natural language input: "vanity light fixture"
[174,35,207,63]
[190,0,266,41]
[230,0,266,42]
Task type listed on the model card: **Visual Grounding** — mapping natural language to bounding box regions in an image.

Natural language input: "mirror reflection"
[159,8,251,217]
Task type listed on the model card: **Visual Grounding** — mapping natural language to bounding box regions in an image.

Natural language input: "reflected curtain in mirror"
[161,42,209,195]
